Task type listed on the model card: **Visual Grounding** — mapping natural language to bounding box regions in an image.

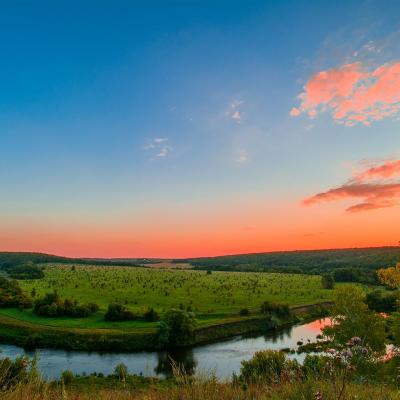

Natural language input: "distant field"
[0,264,344,329]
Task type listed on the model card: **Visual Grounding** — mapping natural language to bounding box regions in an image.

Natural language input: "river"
[0,318,330,380]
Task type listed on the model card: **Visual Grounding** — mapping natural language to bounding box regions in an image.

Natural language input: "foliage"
[323,286,386,352]
[366,289,399,312]
[158,309,197,347]
[239,307,250,316]
[6,263,44,280]
[33,292,98,318]
[321,273,334,289]
[239,350,299,384]
[260,301,290,317]
[144,308,159,322]
[377,263,400,289]
[0,355,38,390]
[0,251,146,269]
[114,363,128,381]
[61,370,74,384]
[182,246,400,284]
[333,267,361,282]
[0,277,32,309]
[104,303,137,321]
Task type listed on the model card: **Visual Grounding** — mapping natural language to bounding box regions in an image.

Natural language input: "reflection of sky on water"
[0,318,330,380]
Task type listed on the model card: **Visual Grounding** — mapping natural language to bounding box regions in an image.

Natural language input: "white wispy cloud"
[144,137,172,159]
[236,149,248,164]
[226,100,244,123]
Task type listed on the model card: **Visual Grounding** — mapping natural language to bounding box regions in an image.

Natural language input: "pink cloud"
[291,61,400,125]
[354,160,400,182]
[290,107,301,116]
[303,159,400,213]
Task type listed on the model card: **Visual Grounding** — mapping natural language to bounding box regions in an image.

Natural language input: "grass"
[11,264,339,326]
[2,375,400,400]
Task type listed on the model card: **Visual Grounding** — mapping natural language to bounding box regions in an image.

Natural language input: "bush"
[0,356,36,390]
[61,370,74,384]
[104,303,136,321]
[321,273,335,289]
[260,301,290,317]
[7,263,44,280]
[158,309,197,347]
[239,308,250,316]
[366,290,399,312]
[143,307,159,322]
[24,334,42,350]
[33,292,98,318]
[0,277,32,309]
[239,350,298,384]
[114,363,128,381]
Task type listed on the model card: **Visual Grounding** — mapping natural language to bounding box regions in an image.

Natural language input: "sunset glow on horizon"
[1,1,400,258]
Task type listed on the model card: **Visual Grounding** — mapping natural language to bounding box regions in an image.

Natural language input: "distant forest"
[0,252,154,269]
[1,247,400,285]
[177,247,400,284]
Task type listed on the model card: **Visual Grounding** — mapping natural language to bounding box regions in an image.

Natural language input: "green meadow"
[0,264,341,329]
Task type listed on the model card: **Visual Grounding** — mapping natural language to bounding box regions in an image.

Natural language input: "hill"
[0,252,153,269]
[177,247,400,281]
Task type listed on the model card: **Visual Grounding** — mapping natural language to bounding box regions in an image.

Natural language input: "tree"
[323,286,385,352]
[104,303,136,321]
[366,289,399,312]
[377,263,400,289]
[158,309,196,347]
[144,307,159,322]
[321,273,335,289]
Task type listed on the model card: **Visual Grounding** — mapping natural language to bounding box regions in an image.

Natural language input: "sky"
[1,0,400,258]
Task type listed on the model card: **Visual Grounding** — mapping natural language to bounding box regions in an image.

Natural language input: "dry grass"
[1,375,400,400]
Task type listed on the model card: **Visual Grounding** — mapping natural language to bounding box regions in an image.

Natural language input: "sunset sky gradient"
[1,0,400,258]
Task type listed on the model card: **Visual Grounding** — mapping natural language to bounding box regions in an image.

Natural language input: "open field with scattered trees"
[16,265,337,319]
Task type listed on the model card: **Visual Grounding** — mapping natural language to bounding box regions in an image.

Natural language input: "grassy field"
[0,264,341,329]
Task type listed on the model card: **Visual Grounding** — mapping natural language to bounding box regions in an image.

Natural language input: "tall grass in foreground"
[0,359,399,400]
[1,376,400,400]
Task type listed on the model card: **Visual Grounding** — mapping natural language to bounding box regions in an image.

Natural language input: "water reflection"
[0,318,330,380]
[155,349,197,376]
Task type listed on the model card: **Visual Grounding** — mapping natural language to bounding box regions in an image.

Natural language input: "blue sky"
[1,1,400,257]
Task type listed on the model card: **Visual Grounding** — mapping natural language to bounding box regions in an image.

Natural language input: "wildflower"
[351,337,362,345]
[341,349,353,358]
[314,390,323,400]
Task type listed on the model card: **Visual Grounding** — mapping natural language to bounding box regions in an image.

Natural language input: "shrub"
[7,263,44,280]
[366,289,399,312]
[239,350,297,384]
[321,273,335,289]
[33,292,98,318]
[239,308,250,316]
[104,303,136,321]
[144,307,159,322]
[61,370,74,385]
[0,356,36,390]
[24,334,42,350]
[260,301,290,317]
[114,363,128,381]
[0,277,32,309]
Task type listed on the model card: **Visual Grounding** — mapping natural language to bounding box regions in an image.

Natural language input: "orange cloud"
[304,159,400,213]
[291,61,400,126]
[354,160,400,181]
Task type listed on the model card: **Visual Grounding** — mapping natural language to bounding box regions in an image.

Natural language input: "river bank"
[0,302,331,352]
[0,316,332,379]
